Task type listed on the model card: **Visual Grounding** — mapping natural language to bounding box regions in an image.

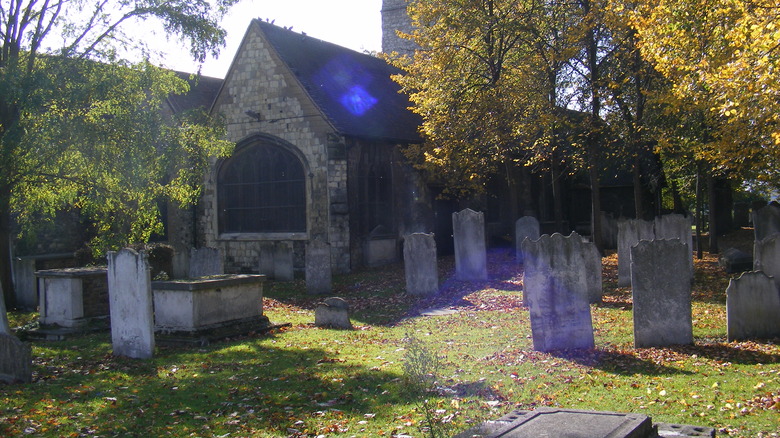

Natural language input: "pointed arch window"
[218,142,306,233]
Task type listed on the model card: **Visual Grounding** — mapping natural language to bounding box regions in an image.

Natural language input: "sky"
[163,0,383,78]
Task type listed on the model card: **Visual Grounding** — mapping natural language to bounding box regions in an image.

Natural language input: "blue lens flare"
[313,55,379,116]
[339,85,378,116]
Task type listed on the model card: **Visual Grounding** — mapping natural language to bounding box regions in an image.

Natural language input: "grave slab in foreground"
[453,408,714,438]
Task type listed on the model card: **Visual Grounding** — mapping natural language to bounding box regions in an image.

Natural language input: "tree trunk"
[695,169,703,259]
[0,192,16,310]
[633,157,645,220]
[551,157,564,233]
[708,173,719,254]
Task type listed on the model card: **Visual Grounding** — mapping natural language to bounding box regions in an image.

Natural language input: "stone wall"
[381,0,417,55]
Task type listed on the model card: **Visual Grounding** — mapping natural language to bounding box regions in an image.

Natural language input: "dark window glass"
[218,143,306,233]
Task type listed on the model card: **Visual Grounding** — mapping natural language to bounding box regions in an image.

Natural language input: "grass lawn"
[1,237,779,437]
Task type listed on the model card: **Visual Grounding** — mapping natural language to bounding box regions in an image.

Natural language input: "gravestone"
[751,202,780,241]
[403,233,439,295]
[601,212,619,250]
[314,297,352,329]
[107,249,155,359]
[617,219,654,287]
[257,242,294,281]
[654,214,693,279]
[521,232,595,352]
[0,333,32,383]
[11,257,37,310]
[188,247,223,278]
[753,234,780,288]
[631,239,692,348]
[453,208,487,281]
[584,241,603,303]
[726,271,780,341]
[306,239,332,294]
[515,216,540,263]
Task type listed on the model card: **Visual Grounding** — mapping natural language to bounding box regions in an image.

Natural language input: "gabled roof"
[255,20,422,143]
[166,71,223,114]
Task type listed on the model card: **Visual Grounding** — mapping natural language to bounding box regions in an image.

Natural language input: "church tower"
[381,0,416,55]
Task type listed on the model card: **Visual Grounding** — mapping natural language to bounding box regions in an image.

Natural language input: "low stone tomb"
[314,297,353,329]
[107,249,154,359]
[453,208,488,281]
[152,274,267,343]
[753,234,780,288]
[631,239,693,348]
[726,271,780,341]
[521,232,595,352]
[0,333,32,384]
[453,408,714,438]
[514,216,540,263]
[617,219,654,287]
[403,233,439,296]
[36,267,108,329]
[718,248,753,274]
[306,239,332,294]
[751,201,780,241]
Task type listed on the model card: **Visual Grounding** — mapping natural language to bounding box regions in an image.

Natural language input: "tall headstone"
[107,249,155,359]
[0,333,32,383]
[11,257,37,310]
[522,232,595,352]
[453,209,487,281]
[654,214,694,279]
[754,234,780,289]
[617,219,654,287]
[584,241,603,303]
[515,216,540,263]
[188,247,223,278]
[404,233,439,295]
[751,202,780,241]
[726,271,780,341]
[306,239,332,294]
[631,239,692,348]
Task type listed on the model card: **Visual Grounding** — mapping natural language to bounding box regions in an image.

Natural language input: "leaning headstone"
[107,249,155,359]
[726,271,780,341]
[522,232,595,352]
[453,208,487,281]
[515,216,540,263]
[654,214,693,279]
[753,234,780,288]
[751,202,780,241]
[584,241,603,303]
[306,239,332,294]
[188,247,223,278]
[314,297,352,329]
[617,219,654,287]
[404,233,439,296]
[0,333,32,383]
[631,239,692,348]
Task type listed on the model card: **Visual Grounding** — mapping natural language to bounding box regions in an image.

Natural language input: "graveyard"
[1,228,778,437]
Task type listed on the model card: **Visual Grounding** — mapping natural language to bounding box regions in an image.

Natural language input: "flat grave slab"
[454,408,714,438]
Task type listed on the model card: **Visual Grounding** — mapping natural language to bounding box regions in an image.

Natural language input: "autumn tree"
[0,0,237,316]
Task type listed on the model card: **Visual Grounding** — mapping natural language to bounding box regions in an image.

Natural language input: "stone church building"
[167,18,432,276]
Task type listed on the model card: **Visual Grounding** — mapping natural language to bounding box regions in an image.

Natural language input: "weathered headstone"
[751,201,780,241]
[188,247,223,278]
[107,249,155,359]
[403,233,439,295]
[273,241,295,281]
[753,234,780,289]
[306,239,332,294]
[314,297,352,329]
[11,257,37,310]
[726,271,780,341]
[600,212,619,250]
[0,333,32,384]
[719,247,753,274]
[654,214,693,279]
[617,219,654,287]
[584,241,603,303]
[631,239,692,348]
[515,216,540,263]
[522,232,595,352]
[453,208,487,281]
